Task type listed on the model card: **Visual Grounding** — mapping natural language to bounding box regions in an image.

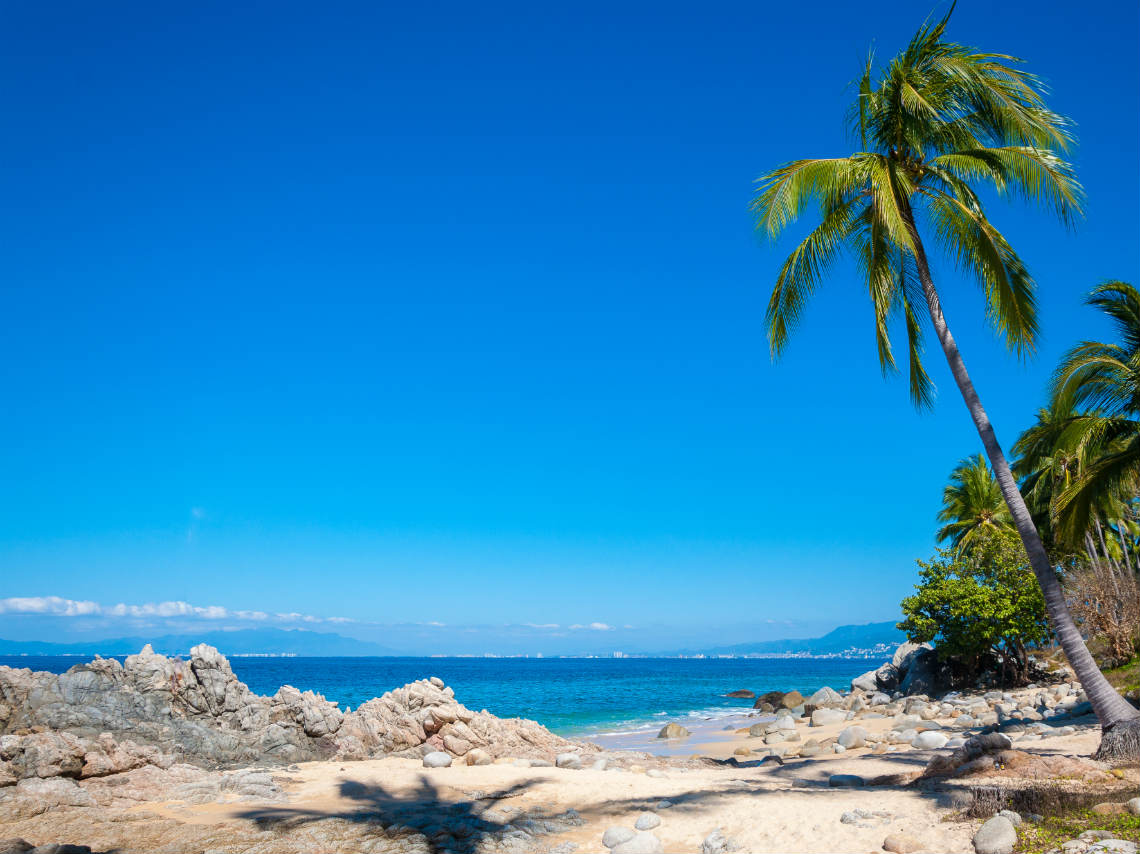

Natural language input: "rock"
[871,692,892,706]
[701,829,735,854]
[828,774,864,787]
[753,691,785,709]
[899,648,949,696]
[780,690,805,709]
[912,731,949,749]
[852,670,880,693]
[837,726,869,749]
[811,709,848,727]
[997,810,1022,827]
[883,833,923,853]
[893,641,933,674]
[875,662,900,690]
[748,724,767,737]
[775,715,796,731]
[0,841,33,854]
[603,827,637,849]
[808,686,843,707]
[733,747,752,756]
[592,757,610,771]
[645,768,666,778]
[1090,802,1129,816]
[0,646,584,771]
[634,812,661,830]
[1128,797,1140,816]
[422,751,453,768]
[973,816,1017,854]
[466,748,493,766]
[764,733,785,745]
[657,723,690,739]
[556,752,583,769]
[611,831,664,854]
[725,690,755,698]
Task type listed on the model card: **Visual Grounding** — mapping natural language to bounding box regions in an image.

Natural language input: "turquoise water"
[0,655,869,736]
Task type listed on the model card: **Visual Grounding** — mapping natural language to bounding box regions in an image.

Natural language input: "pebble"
[634,812,661,831]
[602,827,636,849]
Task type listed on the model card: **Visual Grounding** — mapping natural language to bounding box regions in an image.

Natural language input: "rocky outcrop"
[0,644,586,781]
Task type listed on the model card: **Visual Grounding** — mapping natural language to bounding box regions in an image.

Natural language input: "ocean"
[0,655,870,738]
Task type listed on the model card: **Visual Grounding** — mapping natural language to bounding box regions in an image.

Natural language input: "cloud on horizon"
[0,596,346,625]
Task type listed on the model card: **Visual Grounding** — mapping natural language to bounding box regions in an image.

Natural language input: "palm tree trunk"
[901,213,1139,754]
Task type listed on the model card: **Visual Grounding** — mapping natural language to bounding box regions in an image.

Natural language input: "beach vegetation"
[899,530,1048,684]
[750,6,1139,750]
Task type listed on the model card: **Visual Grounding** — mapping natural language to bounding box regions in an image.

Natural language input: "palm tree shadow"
[236,775,559,854]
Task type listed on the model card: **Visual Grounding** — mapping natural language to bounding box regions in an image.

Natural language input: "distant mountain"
[662,621,906,657]
[0,628,403,657]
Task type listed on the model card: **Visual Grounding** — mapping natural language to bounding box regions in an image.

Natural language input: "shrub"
[899,531,1050,684]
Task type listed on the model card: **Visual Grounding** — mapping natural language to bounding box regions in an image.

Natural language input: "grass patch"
[1102,658,1139,695]
[1014,810,1140,854]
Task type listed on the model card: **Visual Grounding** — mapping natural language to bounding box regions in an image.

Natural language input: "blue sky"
[1,0,1137,655]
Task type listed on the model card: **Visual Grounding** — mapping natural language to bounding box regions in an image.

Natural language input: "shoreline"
[3,644,1137,854]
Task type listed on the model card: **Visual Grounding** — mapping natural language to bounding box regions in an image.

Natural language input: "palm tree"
[750,11,1139,755]
[1049,281,1140,546]
[937,454,1013,552]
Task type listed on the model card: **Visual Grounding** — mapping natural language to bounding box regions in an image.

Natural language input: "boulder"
[828,774,865,787]
[852,670,880,693]
[634,812,661,830]
[611,832,665,854]
[837,726,869,749]
[807,686,843,707]
[725,690,755,699]
[892,641,933,674]
[1129,797,1140,816]
[753,691,785,709]
[972,816,1016,854]
[603,827,637,849]
[422,751,452,768]
[0,647,586,771]
[883,833,923,853]
[912,731,949,750]
[657,723,690,739]
[811,709,848,727]
[875,662,900,690]
[465,748,492,766]
[898,648,947,696]
[779,691,805,710]
[556,753,582,769]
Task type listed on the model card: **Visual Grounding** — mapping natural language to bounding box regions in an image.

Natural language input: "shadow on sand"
[238,775,569,854]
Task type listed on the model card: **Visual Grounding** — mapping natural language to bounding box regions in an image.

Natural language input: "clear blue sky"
[1,0,1137,654]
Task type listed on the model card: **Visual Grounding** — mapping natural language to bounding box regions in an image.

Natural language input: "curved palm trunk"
[902,217,1140,747]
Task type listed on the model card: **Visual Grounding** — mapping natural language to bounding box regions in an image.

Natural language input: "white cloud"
[523,623,560,629]
[0,597,334,625]
[0,596,101,616]
[568,622,614,631]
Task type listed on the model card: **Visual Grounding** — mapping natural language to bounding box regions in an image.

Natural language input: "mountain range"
[0,621,905,658]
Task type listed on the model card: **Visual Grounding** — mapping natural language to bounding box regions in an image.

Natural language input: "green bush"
[899,530,1050,684]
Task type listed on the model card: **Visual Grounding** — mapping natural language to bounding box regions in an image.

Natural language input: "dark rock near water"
[725,689,755,699]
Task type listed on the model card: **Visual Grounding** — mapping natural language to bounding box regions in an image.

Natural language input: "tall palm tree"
[1049,281,1140,546]
[750,11,1139,754]
[937,454,1013,552]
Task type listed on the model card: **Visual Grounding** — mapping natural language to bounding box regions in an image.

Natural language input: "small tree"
[899,531,1050,685]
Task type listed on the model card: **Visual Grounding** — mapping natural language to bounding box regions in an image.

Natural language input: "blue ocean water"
[0,655,870,736]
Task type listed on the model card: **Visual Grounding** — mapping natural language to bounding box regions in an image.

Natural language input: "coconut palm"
[937,454,1013,553]
[750,11,1139,753]
[1049,281,1140,546]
